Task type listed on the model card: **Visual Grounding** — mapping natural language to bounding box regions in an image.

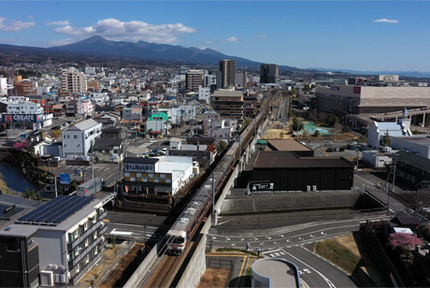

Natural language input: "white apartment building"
[198,86,211,104]
[61,67,88,93]
[61,119,102,161]
[0,77,7,96]
[0,195,108,286]
[5,96,44,115]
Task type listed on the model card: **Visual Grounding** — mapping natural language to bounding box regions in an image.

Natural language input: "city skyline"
[0,1,429,72]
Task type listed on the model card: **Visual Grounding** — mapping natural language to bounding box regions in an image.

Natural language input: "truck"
[76,178,104,197]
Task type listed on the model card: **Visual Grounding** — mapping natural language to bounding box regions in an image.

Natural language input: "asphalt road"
[273,246,356,288]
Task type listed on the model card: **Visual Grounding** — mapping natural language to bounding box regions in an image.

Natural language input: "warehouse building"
[251,151,354,192]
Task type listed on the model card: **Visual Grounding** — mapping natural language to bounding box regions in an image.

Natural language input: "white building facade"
[61,119,102,161]
[61,67,88,93]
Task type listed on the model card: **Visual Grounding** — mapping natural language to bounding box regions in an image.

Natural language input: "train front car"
[166,229,187,255]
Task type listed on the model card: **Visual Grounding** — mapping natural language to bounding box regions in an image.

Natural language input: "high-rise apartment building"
[61,67,88,93]
[219,59,236,88]
[185,70,204,91]
[260,64,279,84]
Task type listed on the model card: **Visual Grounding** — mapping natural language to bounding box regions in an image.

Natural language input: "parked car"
[325,141,333,146]
[326,147,334,152]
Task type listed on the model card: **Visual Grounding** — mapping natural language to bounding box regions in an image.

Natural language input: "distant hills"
[0,36,429,78]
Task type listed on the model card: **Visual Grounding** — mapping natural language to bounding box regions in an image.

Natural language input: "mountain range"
[0,36,429,78]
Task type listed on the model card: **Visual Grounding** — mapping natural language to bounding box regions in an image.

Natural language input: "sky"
[0,1,429,72]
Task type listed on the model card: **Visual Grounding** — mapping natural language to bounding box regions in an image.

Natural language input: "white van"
[150,138,157,143]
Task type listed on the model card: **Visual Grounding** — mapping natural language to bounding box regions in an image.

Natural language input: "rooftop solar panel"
[16,195,94,226]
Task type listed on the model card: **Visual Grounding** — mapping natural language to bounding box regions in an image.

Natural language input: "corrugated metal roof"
[376,122,406,136]
[70,119,100,131]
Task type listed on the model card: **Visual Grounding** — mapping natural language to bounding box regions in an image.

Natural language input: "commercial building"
[146,112,170,136]
[121,156,194,197]
[61,67,87,93]
[219,59,236,88]
[315,85,430,125]
[0,96,44,130]
[367,110,412,148]
[260,64,279,84]
[61,119,103,161]
[0,195,107,287]
[252,151,354,192]
[211,90,244,122]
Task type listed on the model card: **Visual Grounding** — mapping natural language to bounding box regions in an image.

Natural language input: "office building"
[219,59,236,88]
[260,64,279,84]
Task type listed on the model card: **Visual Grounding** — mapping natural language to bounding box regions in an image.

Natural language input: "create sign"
[2,114,42,123]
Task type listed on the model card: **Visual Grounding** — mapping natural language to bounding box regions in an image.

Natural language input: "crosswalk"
[267,250,286,258]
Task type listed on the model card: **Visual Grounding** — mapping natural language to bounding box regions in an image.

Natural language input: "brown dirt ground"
[198,268,230,288]
[335,234,361,257]
[98,243,144,288]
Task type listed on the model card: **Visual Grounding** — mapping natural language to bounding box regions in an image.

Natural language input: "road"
[268,246,356,288]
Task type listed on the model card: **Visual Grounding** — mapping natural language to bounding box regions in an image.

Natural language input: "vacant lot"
[314,234,361,275]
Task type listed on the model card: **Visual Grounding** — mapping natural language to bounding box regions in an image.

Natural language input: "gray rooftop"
[252,258,299,288]
[254,151,354,169]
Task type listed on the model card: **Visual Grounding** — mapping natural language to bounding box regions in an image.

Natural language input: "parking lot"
[50,162,121,187]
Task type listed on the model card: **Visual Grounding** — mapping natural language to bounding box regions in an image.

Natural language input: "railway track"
[141,241,192,288]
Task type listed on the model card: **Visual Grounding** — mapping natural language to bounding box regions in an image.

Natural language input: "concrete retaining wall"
[123,246,158,288]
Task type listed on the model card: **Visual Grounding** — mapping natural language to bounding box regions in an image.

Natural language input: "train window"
[173,237,185,244]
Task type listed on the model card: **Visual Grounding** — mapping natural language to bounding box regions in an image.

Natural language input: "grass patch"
[314,234,361,275]
[198,268,230,288]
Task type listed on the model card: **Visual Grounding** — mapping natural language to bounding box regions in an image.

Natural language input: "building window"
[74,135,78,139]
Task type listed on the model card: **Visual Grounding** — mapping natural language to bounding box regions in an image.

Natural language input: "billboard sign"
[60,173,70,185]
[2,114,42,123]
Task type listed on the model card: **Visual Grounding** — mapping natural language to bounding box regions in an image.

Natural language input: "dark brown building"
[252,151,354,192]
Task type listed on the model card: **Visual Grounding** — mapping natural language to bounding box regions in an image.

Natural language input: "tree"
[342,125,351,133]
[326,114,339,128]
[279,132,284,138]
[292,117,304,132]
[388,232,423,251]
[381,130,391,146]
[50,129,62,139]
[314,130,320,137]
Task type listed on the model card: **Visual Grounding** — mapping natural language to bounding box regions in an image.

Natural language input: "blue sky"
[0,1,428,72]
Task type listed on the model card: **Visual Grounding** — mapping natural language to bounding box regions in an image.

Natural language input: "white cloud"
[0,16,35,32]
[224,37,238,42]
[54,18,196,44]
[373,18,399,24]
[46,20,70,26]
